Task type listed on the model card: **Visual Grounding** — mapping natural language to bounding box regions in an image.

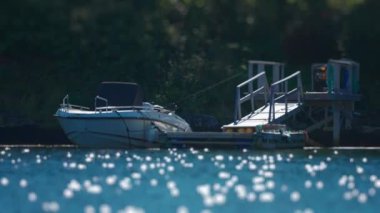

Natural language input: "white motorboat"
[55,82,191,148]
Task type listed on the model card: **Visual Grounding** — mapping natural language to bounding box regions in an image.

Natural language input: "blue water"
[0,147,379,213]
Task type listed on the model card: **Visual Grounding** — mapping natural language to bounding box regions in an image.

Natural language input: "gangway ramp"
[224,102,300,129]
[222,68,303,132]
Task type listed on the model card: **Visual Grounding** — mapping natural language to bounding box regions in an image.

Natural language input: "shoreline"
[1,125,379,147]
[0,125,71,145]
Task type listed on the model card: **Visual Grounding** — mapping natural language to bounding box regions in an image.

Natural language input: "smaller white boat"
[255,124,307,149]
[55,82,191,148]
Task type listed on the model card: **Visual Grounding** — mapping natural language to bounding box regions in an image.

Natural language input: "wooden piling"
[333,103,341,146]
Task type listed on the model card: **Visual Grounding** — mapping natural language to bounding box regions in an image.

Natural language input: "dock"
[159,59,360,148]
[221,59,360,145]
[159,130,306,149]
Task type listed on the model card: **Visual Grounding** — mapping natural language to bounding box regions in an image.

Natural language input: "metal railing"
[62,94,69,106]
[94,96,109,111]
[60,94,159,113]
[60,94,90,110]
[94,97,157,112]
[95,105,154,111]
[268,71,303,122]
[234,72,269,121]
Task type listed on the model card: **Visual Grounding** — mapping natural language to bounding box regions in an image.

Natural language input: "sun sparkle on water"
[0,146,380,212]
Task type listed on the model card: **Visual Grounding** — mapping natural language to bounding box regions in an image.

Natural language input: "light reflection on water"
[0,146,379,213]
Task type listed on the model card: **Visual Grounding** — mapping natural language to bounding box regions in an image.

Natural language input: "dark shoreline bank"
[1,125,379,147]
[0,125,71,145]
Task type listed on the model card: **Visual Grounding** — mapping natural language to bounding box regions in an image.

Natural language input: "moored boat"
[55,82,191,148]
[255,124,307,149]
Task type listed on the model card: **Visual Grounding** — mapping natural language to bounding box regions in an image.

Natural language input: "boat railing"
[60,94,90,110]
[94,95,109,111]
[95,105,154,111]
[61,94,164,112]
[62,94,69,106]
[268,71,303,122]
[234,71,269,122]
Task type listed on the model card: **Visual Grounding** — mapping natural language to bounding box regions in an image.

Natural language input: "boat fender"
[146,123,159,143]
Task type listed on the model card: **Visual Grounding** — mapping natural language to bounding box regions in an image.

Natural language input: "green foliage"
[0,0,378,127]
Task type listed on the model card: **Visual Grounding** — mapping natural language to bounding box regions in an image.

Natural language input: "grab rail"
[62,94,69,106]
[95,106,151,111]
[60,94,90,110]
[60,94,158,112]
[95,96,108,111]
[234,72,269,121]
[268,71,303,122]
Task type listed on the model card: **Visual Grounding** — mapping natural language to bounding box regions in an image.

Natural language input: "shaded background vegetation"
[0,0,379,128]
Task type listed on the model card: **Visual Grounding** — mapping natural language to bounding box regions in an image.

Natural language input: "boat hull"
[56,109,191,148]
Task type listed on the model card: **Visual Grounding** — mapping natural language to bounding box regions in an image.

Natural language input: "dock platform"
[158,131,306,149]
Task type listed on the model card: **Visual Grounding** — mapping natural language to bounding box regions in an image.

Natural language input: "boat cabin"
[95,82,143,108]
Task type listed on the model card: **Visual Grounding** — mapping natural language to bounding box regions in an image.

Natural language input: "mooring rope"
[114,110,132,148]
[175,71,244,104]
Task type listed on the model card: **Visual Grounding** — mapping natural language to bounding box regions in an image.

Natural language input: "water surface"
[0,146,379,213]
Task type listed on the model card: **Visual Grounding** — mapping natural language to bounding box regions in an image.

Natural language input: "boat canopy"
[96,82,143,107]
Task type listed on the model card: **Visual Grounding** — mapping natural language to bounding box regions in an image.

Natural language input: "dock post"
[344,102,353,129]
[248,62,254,112]
[258,64,265,89]
[273,64,280,92]
[248,62,253,89]
[324,107,328,129]
[333,103,341,146]
[333,63,340,93]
